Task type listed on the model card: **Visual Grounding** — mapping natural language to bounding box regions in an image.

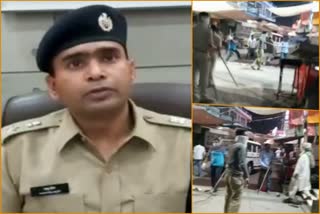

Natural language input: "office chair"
[2,83,191,127]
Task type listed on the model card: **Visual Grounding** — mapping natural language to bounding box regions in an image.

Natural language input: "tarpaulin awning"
[244,108,286,115]
[193,1,239,12]
[268,3,318,17]
[211,10,254,21]
[245,109,286,134]
[307,111,319,124]
[265,22,280,31]
[241,20,258,28]
[289,110,305,126]
[274,135,304,143]
[192,1,253,21]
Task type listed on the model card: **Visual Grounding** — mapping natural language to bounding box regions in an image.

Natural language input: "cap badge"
[98,13,113,32]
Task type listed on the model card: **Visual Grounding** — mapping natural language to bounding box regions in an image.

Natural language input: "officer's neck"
[72,102,133,144]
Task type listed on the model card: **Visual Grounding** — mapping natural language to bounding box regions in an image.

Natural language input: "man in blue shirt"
[257,140,275,192]
[210,145,225,192]
[225,37,241,62]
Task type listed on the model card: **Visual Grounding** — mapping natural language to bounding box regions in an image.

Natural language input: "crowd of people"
[193,129,316,212]
[193,12,292,103]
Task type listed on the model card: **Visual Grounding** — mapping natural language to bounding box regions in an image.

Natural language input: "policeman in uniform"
[193,12,215,103]
[208,22,222,88]
[2,5,191,213]
[224,129,250,213]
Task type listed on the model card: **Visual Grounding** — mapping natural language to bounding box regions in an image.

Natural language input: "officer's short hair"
[198,12,209,20]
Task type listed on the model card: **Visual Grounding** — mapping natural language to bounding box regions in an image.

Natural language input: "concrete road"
[192,185,310,213]
[194,58,298,107]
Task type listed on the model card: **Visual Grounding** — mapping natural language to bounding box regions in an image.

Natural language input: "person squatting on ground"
[283,142,315,205]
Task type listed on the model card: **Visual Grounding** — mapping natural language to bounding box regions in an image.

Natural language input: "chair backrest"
[2,83,191,127]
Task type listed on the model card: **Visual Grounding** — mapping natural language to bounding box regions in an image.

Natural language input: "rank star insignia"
[169,116,186,124]
[98,13,113,32]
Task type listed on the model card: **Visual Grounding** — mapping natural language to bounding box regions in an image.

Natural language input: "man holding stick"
[224,129,250,213]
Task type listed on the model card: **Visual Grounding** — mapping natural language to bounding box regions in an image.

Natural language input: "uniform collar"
[55,100,157,154]
[128,100,157,150]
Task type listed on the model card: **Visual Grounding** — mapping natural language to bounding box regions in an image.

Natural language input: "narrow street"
[193,166,318,213]
[194,51,297,107]
[193,185,311,213]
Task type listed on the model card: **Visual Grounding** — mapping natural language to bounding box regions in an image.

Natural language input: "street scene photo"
[193,1,319,109]
[193,105,319,213]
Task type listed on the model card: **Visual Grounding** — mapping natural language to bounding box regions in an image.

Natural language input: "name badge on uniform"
[30,183,69,197]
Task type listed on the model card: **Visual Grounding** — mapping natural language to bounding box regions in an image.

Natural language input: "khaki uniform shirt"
[193,23,214,53]
[209,31,222,58]
[2,101,191,212]
[212,32,222,50]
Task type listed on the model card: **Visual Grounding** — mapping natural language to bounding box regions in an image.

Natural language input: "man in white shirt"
[247,34,257,59]
[275,147,282,159]
[194,143,206,176]
[280,38,289,59]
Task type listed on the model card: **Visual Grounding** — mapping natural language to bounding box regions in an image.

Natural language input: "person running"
[251,32,267,70]
[225,36,241,62]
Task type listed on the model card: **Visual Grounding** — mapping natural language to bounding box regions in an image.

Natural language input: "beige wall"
[2,7,191,108]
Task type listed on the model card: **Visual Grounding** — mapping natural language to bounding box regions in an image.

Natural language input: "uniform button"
[81,136,87,143]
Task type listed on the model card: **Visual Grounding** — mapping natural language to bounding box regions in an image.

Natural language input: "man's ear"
[128,59,136,82]
[46,75,60,101]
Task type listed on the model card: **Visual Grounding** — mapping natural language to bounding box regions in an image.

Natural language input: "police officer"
[2,5,191,212]
[193,12,215,103]
[224,129,250,213]
[208,22,222,88]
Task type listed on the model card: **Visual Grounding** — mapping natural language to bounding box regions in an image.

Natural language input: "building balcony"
[229,1,276,22]
[193,106,232,126]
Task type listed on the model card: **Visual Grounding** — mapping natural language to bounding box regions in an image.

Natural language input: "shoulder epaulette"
[143,113,191,129]
[2,112,62,144]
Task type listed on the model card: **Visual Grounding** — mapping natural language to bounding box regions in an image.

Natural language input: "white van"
[271,32,283,56]
[246,140,262,174]
[220,139,262,174]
